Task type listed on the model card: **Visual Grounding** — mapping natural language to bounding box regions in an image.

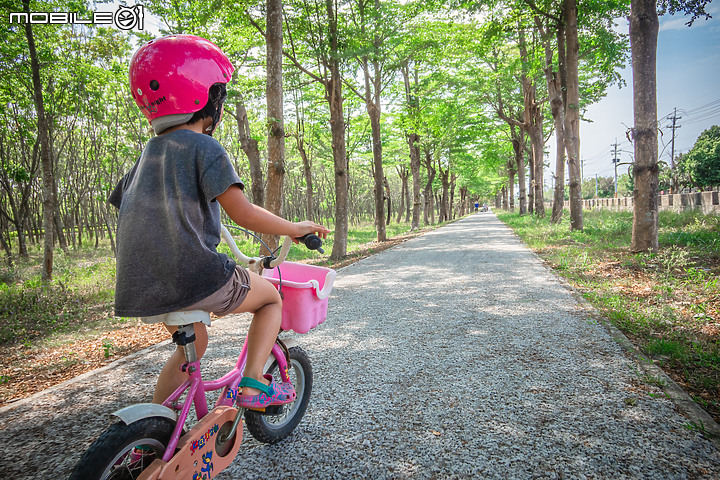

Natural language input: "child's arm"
[217,184,330,239]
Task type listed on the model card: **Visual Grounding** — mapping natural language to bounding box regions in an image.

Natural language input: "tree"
[262,0,286,253]
[527,0,627,228]
[345,0,402,242]
[399,59,424,229]
[629,0,711,252]
[21,0,56,280]
[478,10,545,217]
[278,0,350,260]
[679,125,720,189]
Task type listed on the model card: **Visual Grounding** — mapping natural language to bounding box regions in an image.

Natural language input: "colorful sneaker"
[236,374,296,409]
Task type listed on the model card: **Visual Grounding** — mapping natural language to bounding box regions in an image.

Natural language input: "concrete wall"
[547,190,720,214]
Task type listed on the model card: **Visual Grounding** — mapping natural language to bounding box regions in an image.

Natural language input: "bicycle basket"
[262,262,336,334]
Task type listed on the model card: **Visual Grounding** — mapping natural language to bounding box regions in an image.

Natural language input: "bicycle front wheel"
[69,417,175,480]
[245,345,313,443]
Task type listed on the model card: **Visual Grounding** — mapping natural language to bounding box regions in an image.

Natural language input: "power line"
[684,98,720,116]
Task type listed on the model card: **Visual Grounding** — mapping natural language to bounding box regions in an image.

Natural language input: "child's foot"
[237,374,296,409]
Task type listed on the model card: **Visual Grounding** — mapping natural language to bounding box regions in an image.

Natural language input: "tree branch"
[522,0,561,24]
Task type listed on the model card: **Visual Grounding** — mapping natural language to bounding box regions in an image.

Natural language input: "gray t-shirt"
[108,129,244,317]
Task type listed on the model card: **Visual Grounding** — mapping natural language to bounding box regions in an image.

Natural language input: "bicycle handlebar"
[219,225,323,269]
[297,233,325,254]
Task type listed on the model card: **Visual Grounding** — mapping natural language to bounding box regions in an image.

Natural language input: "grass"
[0,244,117,346]
[496,208,720,421]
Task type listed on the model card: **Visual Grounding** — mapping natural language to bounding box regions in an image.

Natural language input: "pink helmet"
[129,34,234,133]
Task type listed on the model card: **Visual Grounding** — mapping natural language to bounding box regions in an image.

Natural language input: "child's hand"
[292,221,331,242]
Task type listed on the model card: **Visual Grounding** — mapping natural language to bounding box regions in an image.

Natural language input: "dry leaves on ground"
[0,322,169,407]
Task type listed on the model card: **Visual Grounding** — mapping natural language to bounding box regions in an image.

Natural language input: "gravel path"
[1,212,719,479]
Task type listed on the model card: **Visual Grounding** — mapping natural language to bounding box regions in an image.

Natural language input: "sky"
[567,3,720,183]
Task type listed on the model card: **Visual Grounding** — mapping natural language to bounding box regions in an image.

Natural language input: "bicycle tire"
[245,345,313,443]
[69,417,176,480]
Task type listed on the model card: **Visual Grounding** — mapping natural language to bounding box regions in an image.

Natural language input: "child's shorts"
[181,265,252,318]
[140,266,251,326]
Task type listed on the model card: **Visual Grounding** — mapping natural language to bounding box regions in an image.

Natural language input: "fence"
[547,191,720,214]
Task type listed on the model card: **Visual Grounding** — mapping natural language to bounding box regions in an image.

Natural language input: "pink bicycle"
[69,227,335,480]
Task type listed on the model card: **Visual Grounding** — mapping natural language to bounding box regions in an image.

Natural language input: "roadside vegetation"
[0,222,437,406]
[497,209,720,422]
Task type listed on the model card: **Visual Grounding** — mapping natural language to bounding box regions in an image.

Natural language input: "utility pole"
[595,173,598,198]
[667,107,682,194]
[611,139,620,197]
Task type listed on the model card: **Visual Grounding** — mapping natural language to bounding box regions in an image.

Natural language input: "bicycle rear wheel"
[69,417,175,480]
[244,345,313,443]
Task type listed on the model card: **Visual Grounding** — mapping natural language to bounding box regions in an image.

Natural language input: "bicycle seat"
[141,310,212,326]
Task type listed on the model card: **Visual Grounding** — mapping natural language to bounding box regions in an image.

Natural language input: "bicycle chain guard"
[138,406,242,480]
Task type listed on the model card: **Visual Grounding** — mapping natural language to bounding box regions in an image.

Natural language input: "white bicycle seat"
[141,310,212,326]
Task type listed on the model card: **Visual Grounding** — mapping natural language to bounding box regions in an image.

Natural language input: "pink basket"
[262,262,336,334]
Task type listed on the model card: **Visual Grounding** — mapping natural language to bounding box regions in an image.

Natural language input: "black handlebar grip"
[298,234,324,254]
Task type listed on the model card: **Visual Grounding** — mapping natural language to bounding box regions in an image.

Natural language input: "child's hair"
[187,82,227,133]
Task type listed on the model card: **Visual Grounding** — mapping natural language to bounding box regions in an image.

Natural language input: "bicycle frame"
[69,228,329,480]
[157,325,291,462]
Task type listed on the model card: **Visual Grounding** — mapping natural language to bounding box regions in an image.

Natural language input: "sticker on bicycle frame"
[190,424,219,455]
[193,451,214,479]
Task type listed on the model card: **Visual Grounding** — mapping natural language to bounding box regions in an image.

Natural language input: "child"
[109,34,329,409]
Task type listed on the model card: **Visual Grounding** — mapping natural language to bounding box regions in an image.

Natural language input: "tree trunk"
[423,150,435,225]
[404,168,411,222]
[629,0,659,252]
[327,0,349,260]
[408,134,422,230]
[401,62,422,230]
[53,191,69,254]
[366,76,386,241]
[361,3,387,242]
[235,101,264,208]
[396,165,409,223]
[538,15,566,225]
[527,146,534,214]
[23,0,55,281]
[512,128,527,214]
[101,202,116,255]
[262,0,286,255]
[0,215,11,266]
[507,158,516,212]
[383,176,391,226]
[458,186,467,216]
[296,131,314,222]
[449,175,456,220]
[519,28,545,217]
[563,0,583,231]
[439,164,450,222]
[528,106,545,217]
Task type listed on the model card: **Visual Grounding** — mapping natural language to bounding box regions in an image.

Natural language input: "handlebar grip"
[297,234,325,254]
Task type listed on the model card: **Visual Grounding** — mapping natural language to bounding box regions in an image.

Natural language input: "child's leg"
[152,322,209,403]
[228,271,282,396]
